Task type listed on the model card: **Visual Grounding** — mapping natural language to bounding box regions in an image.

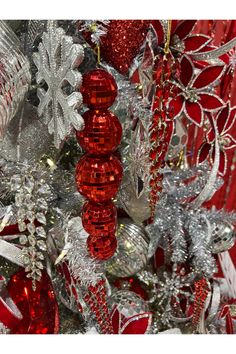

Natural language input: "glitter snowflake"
[33,21,84,148]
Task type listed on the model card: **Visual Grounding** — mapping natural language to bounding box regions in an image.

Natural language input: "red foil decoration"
[80,69,117,109]
[82,201,117,236]
[76,110,122,154]
[76,68,123,261]
[75,154,122,203]
[100,20,150,75]
[7,269,59,334]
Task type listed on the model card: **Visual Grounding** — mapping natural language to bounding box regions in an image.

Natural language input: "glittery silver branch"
[63,217,104,287]
[147,163,226,277]
[33,20,84,148]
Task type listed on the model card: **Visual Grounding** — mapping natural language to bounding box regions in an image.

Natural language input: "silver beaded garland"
[106,218,149,278]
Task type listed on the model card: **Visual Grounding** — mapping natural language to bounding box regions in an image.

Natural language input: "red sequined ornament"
[100,20,150,75]
[76,110,122,154]
[7,269,59,334]
[87,234,117,260]
[80,69,117,109]
[82,201,117,236]
[76,154,122,203]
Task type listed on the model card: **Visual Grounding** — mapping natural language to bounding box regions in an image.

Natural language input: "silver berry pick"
[33,20,84,148]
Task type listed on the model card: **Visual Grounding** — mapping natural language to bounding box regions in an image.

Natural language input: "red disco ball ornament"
[75,154,123,203]
[82,201,117,236]
[76,110,122,155]
[87,234,117,260]
[80,69,117,109]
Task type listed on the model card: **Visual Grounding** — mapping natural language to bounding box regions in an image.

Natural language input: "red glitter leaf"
[180,55,194,87]
[174,20,197,40]
[192,65,225,89]
[185,101,203,126]
[224,106,236,133]
[183,35,211,53]
[168,94,184,118]
[198,93,224,111]
[216,102,230,134]
[197,143,212,164]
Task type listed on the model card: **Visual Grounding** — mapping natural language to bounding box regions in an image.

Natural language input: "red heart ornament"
[100,20,150,75]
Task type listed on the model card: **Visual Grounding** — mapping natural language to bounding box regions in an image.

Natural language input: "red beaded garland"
[87,234,117,260]
[82,201,117,236]
[80,69,117,109]
[76,154,122,203]
[76,110,122,154]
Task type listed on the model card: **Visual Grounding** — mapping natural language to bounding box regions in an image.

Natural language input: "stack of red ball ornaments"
[76,69,123,260]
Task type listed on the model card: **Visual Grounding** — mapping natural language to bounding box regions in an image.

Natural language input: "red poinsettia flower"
[168,55,225,127]
[198,102,236,175]
[152,20,212,55]
[111,306,152,334]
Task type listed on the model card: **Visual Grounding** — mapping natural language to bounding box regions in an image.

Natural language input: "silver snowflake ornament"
[33,21,84,148]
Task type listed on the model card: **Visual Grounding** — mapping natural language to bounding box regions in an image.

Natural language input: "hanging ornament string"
[149,20,175,220]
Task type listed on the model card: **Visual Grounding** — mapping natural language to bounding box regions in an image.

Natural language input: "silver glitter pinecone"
[106,218,149,277]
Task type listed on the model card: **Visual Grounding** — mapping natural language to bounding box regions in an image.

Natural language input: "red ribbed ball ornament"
[87,234,117,260]
[76,110,122,154]
[76,154,123,203]
[82,201,117,236]
[80,69,117,109]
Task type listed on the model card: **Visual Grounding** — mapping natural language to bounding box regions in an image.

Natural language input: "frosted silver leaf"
[33,21,84,148]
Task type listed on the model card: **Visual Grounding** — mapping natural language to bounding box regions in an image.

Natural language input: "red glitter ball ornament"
[80,69,117,109]
[82,201,117,236]
[100,20,150,75]
[7,269,59,334]
[76,110,122,154]
[76,154,123,203]
[87,234,117,260]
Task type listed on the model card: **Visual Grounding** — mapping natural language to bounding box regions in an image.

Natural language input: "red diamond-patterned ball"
[87,234,117,260]
[76,154,123,203]
[76,110,122,154]
[80,69,117,109]
[82,201,117,236]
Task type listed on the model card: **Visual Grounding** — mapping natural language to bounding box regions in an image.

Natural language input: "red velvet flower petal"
[168,94,184,118]
[197,143,212,164]
[111,307,121,334]
[224,106,236,133]
[180,55,194,87]
[174,20,197,40]
[216,102,230,134]
[199,93,224,111]
[185,101,204,126]
[192,65,225,89]
[184,35,212,53]
[121,313,152,334]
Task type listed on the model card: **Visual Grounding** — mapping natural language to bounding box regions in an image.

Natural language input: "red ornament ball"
[87,234,117,260]
[80,69,117,109]
[76,154,123,203]
[7,269,59,334]
[82,201,117,236]
[76,110,122,154]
